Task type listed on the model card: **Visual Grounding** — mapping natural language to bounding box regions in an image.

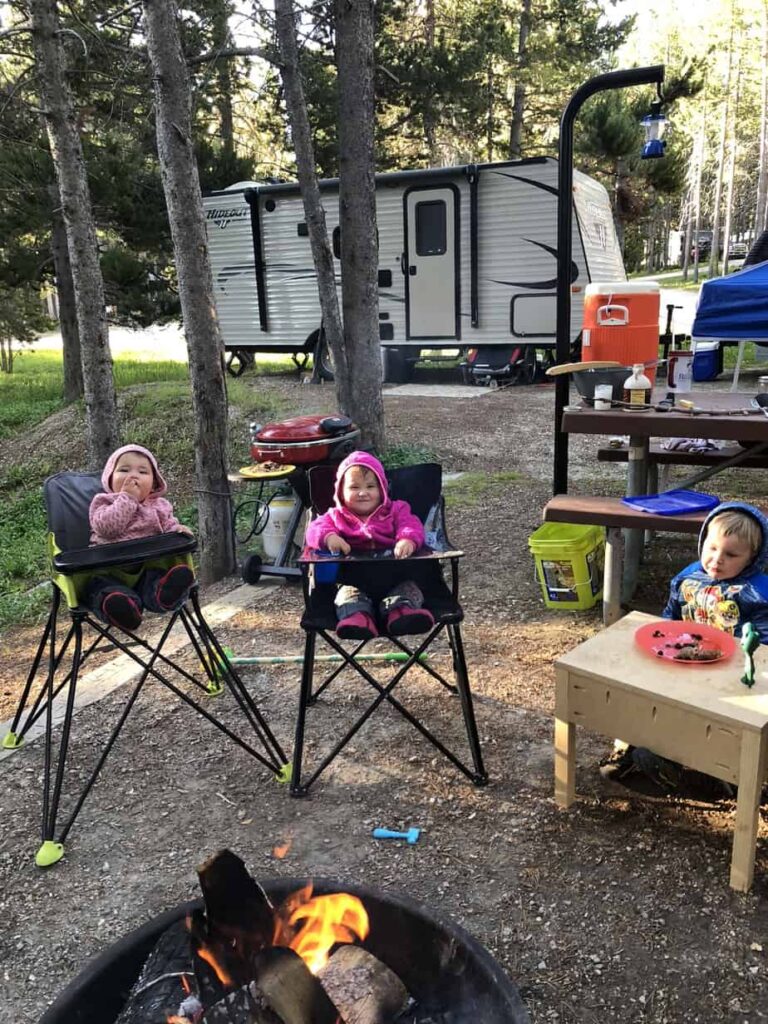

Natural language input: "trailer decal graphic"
[489,240,578,290]
[491,172,559,198]
[217,264,254,291]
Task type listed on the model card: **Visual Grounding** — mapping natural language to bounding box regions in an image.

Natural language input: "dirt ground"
[1,367,768,1023]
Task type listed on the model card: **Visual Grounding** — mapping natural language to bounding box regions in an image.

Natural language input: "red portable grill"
[240,414,360,584]
[250,415,360,466]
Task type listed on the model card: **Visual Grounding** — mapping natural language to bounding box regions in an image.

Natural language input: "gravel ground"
[1,365,768,1023]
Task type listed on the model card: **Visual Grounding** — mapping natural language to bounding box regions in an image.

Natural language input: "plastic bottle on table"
[622,363,652,407]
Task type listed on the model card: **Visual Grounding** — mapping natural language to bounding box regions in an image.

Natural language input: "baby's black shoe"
[102,592,142,632]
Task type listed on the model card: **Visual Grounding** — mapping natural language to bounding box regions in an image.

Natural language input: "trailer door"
[404,186,458,339]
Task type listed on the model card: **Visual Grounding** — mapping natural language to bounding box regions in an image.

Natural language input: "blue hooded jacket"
[662,501,768,643]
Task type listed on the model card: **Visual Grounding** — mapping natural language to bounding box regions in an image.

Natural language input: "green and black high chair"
[291,462,487,796]
[2,471,289,866]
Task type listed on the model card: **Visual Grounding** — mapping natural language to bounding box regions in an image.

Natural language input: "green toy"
[740,622,760,688]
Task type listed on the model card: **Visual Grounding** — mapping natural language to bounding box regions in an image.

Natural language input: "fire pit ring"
[39,877,530,1023]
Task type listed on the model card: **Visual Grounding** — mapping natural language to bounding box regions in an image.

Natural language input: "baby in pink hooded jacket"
[305,451,434,640]
[85,445,194,632]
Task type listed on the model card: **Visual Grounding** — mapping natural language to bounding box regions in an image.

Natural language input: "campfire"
[117,851,418,1023]
[42,851,528,1024]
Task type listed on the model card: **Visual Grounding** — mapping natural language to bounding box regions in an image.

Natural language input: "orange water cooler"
[581,281,660,384]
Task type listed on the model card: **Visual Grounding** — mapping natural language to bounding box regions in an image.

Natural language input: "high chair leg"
[447,623,487,784]
[291,631,316,797]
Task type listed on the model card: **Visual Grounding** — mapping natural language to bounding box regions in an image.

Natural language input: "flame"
[274,883,370,974]
[197,944,234,986]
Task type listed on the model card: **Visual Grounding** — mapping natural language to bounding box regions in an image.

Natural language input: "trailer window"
[415,201,446,256]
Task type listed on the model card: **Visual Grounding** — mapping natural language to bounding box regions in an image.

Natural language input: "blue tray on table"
[621,490,719,516]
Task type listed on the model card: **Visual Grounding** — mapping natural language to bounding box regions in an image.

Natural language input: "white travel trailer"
[203,156,625,382]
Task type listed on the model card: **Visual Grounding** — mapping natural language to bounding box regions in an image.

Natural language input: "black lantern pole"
[553,65,665,495]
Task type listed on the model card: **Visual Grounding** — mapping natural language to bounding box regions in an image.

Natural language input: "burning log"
[190,849,276,1006]
[203,947,339,1024]
[318,945,409,1024]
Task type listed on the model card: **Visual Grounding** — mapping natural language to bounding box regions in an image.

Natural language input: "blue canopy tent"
[692,259,768,390]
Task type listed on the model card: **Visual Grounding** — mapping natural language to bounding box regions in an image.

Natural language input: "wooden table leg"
[730,729,766,892]
[554,668,575,807]
[622,435,649,604]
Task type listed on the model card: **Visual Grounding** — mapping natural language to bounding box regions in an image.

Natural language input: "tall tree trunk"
[755,0,768,234]
[423,0,438,164]
[722,41,742,275]
[681,191,693,280]
[708,3,735,279]
[691,112,706,285]
[486,60,494,162]
[30,0,119,467]
[49,184,83,403]
[508,0,531,160]
[614,156,629,254]
[142,0,234,583]
[335,0,384,453]
[273,0,348,403]
[212,2,235,159]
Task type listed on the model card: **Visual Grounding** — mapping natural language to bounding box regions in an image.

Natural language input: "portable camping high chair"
[2,472,288,866]
[291,462,487,796]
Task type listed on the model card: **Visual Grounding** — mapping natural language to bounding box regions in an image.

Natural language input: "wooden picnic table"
[561,389,768,602]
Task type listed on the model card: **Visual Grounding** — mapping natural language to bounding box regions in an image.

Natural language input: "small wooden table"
[554,611,768,892]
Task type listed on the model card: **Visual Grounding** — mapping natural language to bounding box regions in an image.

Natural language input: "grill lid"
[255,414,355,443]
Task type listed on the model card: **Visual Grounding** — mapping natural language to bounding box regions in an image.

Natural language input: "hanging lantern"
[640,99,667,159]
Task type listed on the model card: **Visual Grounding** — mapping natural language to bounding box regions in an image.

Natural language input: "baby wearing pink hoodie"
[306,451,434,640]
[85,445,194,632]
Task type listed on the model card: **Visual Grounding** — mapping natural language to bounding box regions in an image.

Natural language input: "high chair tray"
[54,532,196,573]
[300,545,463,563]
[621,490,719,516]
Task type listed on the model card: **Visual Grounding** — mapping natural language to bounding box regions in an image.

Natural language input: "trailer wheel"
[313,331,335,381]
[226,349,255,378]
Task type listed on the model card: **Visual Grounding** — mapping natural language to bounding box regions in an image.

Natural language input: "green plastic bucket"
[528,522,605,611]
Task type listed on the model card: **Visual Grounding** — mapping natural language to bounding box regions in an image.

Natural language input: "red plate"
[635,620,737,666]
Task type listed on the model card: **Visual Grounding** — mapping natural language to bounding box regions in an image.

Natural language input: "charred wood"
[114,919,195,1024]
[191,850,276,1006]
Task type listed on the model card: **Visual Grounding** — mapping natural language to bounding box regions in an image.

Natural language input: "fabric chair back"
[44,472,103,552]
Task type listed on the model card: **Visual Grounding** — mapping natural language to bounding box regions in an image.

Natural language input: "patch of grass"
[380,443,438,469]
[444,470,523,508]
[0,351,68,439]
[0,487,51,628]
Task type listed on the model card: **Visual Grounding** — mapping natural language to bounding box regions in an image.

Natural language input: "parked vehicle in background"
[689,230,713,261]
[728,241,747,260]
[203,156,626,382]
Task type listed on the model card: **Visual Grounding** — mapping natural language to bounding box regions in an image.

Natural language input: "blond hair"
[709,509,762,559]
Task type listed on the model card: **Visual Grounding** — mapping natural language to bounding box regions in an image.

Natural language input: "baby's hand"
[326,533,351,556]
[119,476,143,499]
[176,525,195,537]
[394,538,416,559]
